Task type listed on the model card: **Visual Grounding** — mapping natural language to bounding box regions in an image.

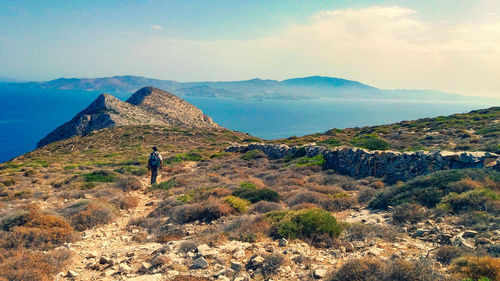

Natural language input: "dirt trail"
[57,177,163,281]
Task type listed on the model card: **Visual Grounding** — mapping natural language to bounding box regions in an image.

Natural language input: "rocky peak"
[126,86,217,127]
[37,87,218,147]
[82,93,122,113]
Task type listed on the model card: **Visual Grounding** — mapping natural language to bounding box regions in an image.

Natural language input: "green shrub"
[151,178,175,190]
[369,169,500,210]
[319,138,341,147]
[224,196,251,213]
[243,138,261,142]
[457,211,500,231]
[233,187,280,203]
[0,179,16,186]
[81,182,96,190]
[241,149,264,161]
[441,189,499,215]
[295,155,325,167]
[165,152,203,164]
[240,181,257,190]
[177,194,193,204]
[0,211,30,231]
[266,208,342,240]
[210,152,230,158]
[115,166,148,176]
[84,170,115,182]
[392,203,428,224]
[350,134,390,150]
[283,147,307,162]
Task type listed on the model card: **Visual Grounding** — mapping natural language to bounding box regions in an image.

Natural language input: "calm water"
[0,86,496,162]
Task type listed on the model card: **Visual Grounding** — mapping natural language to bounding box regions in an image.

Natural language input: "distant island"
[3,75,495,102]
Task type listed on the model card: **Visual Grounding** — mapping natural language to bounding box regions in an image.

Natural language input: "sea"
[0,86,497,163]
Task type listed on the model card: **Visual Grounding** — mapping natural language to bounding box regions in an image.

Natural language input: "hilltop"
[37,86,217,147]
[271,107,500,154]
[0,92,499,281]
[6,75,492,101]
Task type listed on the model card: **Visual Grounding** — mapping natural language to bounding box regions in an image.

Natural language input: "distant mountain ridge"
[7,75,491,101]
[37,86,217,147]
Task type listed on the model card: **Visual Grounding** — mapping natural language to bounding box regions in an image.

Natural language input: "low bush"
[148,198,183,218]
[319,138,341,147]
[369,169,500,211]
[120,196,140,210]
[224,195,251,213]
[0,249,71,281]
[84,170,116,182]
[344,223,401,242]
[241,149,265,161]
[223,215,270,242]
[248,201,282,214]
[457,211,500,231]
[115,166,148,176]
[295,155,326,167]
[441,189,499,215]
[434,245,463,264]
[328,258,443,281]
[246,253,285,277]
[328,258,384,281]
[170,198,233,224]
[151,178,175,190]
[267,208,342,241]
[283,147,307,162]
[115,176,142,191]
[350,134,389,150]
[233,184,280,203]
[240,181,257,190]
[357,187,376,204]
[0,211,30,231]
[392,203,428,224]
[60,200,114,231]
[170,275,210,281]
[0,211,75,250]
[452,256,500,281]
[165,152,203,164]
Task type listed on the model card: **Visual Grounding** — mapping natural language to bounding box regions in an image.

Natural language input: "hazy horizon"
[2,1,500,97]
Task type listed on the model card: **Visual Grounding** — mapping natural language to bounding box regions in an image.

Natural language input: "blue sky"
[1,0,500,96]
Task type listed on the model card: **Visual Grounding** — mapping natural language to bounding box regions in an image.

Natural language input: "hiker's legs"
[151,169,158,184]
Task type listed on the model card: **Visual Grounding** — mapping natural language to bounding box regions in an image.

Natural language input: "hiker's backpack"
[149,152,161,168]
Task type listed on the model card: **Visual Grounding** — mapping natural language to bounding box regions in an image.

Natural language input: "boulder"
[66,270,79,278]
[314,269,327,279]
[278,238,288,247]
[191,257,209,269]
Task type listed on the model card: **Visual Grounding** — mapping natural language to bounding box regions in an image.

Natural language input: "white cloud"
[23,6,500,97]
[150,25,163,30]
[122,6,500,97]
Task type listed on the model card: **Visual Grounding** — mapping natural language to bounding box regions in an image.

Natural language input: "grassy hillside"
[271,107,500,153]
[0,118,499,279]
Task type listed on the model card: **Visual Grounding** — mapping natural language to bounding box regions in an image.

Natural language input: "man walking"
[148,146,163,185]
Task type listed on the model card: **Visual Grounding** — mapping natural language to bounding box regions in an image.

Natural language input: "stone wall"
[226,143,500,183]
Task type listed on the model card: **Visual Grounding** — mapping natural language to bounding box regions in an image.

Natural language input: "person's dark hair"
[152,147,158,151]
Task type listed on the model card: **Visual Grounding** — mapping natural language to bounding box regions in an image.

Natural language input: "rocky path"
[56,177,165,281]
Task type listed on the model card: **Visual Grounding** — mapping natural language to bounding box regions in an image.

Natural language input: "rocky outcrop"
[126,86,217,128]
[37,87,218,147]
[227,143,500,183]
